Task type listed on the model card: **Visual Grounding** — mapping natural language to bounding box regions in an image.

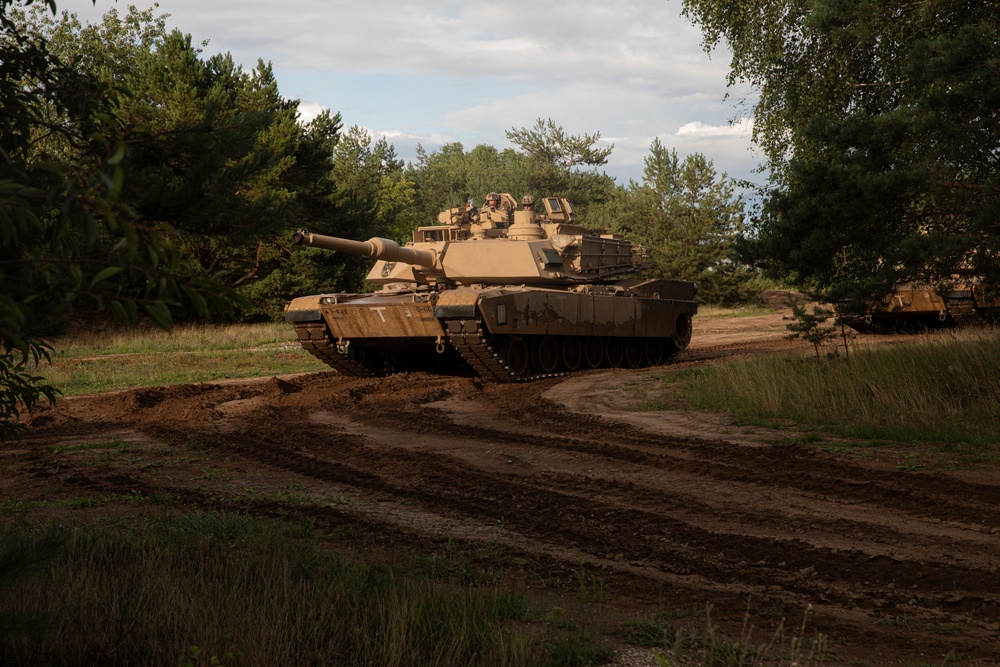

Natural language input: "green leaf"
[74,213,94,245]
[183,286,209,317]
[111,165,124,194]
[68,264,83,288]
[143,300,173,331]
[107,143,126,166]
[108,300,129,324]
[89,266,122,290]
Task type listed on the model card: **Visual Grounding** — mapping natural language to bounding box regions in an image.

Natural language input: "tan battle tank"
[842,280,998,333]
[284,194,698,380]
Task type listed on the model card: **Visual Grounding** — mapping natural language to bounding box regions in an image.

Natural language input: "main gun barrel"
[293,229,437,268]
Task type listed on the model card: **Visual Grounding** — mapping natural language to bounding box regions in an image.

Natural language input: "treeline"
[682,0,1000,305]
[8,5,751,320]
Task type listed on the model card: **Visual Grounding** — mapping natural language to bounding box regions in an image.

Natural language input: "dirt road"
[6,311,999,665]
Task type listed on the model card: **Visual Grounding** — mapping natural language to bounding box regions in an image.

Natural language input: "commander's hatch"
[542,197,573,222]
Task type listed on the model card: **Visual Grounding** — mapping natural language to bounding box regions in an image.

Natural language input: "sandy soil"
[6,307,999,666]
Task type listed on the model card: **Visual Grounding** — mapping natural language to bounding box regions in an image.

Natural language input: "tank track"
[293,322,378,377]
[947,298,987,327]
[297,318,663,382]
[445,319,567,383]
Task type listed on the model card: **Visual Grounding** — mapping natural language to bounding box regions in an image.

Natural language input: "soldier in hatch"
[521,195,539,222]
[478,192,512,229]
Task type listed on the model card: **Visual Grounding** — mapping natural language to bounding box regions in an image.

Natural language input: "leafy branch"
[784,298,837,359]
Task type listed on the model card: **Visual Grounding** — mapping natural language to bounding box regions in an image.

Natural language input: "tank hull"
[842,281,999,333]
[286,282,697,381]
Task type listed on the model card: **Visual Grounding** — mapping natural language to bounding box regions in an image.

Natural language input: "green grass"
[49,439,131,455]
[35,322,328,396]
[0,513,549,666]
[0,499,48,517]
[624,603,832,667]
[51,321,296,357]
[0,515,832,667]
[680,328,1000,450]
[264,488,354,507]
[697,305,777,320]
[61,496,113,509]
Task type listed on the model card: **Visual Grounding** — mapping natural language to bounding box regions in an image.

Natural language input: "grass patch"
[624,603,832,667]
[679,328,1000,452]
[51,321,296,357]
[49,439,131,455]
[35,322,327,396]
[0,513,550,666]
[697,305,777,320]
[264,489,354,508]
[0,500,48,517]
[766,433,824,445]
[415,540,510,588]
[61,496,113,509]
[636,397,668,411]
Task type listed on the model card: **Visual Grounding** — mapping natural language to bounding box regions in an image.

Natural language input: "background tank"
[841,280,998,333]
[285,195,698,380]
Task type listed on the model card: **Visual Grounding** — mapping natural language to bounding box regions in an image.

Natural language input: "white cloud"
[77,0,733,92]
[295,100,328,125]
[72,0,761,184]
[677,118,754,138]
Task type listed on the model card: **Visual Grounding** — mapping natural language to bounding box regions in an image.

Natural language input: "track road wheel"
[624,337,644,368]
[502,337,530,376]
[673,314,693,350]
[561,336,583,371]
[350,346,390,375]
[605,337,625,368]
[583,336,603,368]
[644,337,664,366]
[532,335,560,374]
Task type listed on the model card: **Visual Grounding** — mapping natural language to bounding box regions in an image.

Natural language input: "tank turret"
[293,196,647,288]
[285,194,697,381]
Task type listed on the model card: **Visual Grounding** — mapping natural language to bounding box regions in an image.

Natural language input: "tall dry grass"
[0,514,539,666]
[36,322,327,396]
[52,321,296,357]
[682,328,1000,445]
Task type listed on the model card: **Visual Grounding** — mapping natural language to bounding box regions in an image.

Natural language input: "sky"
[67,0,764,188]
